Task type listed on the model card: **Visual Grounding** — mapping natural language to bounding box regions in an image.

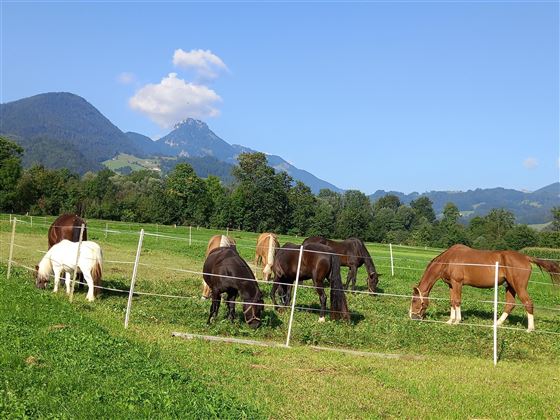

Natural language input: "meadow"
[1,214,559,418]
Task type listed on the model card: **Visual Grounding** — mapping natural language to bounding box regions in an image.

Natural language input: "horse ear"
[34,265,39,278]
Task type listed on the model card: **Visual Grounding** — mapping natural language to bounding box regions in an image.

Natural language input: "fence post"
[30,216,33,227]
[226,227,229,236]
[105,222,108,240]
[69,224,86,302]
[124,229,145,328]
[493,261,499,366]
[7,218,17,279]
[389,243,394,277]
[189,226,192,246]
[156,223,159,242]
[285,245,304,347]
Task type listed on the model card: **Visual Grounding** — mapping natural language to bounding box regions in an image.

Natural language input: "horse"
[203,247,264,329]
[201,235,237,298]
[409,244,560,331]
[271,242,350,321]
[48,214,88,248]
[303,236,379,292]
[255,232,279,281]
[35,240,103,302]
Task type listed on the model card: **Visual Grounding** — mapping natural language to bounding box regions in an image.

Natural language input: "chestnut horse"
[409,244,560,331]
[201,235,236,298]
[47,214,88,290]
[203,247,264,329]
[271,242,349,321]
[303,236,379,292]
[255,232,279,281]
[48,214,88,248]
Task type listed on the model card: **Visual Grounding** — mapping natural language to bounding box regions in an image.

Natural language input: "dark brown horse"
[48,214,88,248]
[201,235,237,298]
[203,247,264,329]
[303,236,379,292]
[409,244,560,331]
[271,242,350,321]
[46,214,88,291]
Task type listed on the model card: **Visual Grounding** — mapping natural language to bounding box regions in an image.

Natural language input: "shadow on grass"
[294,302,366,324]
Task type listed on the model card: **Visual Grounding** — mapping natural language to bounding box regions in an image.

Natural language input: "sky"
[1,1,559,195]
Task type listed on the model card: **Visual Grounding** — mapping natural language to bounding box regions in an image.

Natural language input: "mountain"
[370,183,560,224]
[125,131,172,156]
[157,119,343,193]
[0,93,151,174]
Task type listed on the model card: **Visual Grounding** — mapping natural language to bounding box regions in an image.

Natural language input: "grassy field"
[102,153,162,173]
[1,215,559,418]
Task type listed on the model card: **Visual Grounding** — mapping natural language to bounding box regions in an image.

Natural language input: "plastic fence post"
[69,224,86,302]
[389,243,394,277]
[7,218,17,279]
[493,261,499,366]
[285,245,304,347]
[105,223,108,240]
[189,226,192,246]
[124,229,145,328]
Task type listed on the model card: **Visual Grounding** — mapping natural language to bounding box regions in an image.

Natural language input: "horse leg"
[53,269,61,293]
[446,282,462,324]
[516,288,535,332]
[452,283,463,324]
[207,290,221,324]
[345,266,357,291]
[226,291,238,322]
[497,285,516,326]
[82,271,95,302]
[315,279,327,322]
[271,281,280,310]
[65,272,72,294]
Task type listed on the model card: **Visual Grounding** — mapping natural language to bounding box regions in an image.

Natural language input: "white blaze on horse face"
[446,307,456,324]
[527,314,535,332]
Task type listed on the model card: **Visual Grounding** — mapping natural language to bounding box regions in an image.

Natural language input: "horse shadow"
[294,302,365,325]
[433,308,526,326]
[96,279,132,299]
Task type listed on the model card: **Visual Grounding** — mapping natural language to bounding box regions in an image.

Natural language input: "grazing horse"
[48,214,88,248]
[409,244,560,331]
[303,236,379,292]
[201,235,237,298]
[35,240,103,301]
[255,232,279,281]
[203,247,264,329]
[271,242,350,321]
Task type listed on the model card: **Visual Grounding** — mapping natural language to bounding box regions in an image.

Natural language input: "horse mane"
[38,248,54,278]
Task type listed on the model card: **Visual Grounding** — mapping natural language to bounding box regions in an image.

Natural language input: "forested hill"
[370,183,560,225]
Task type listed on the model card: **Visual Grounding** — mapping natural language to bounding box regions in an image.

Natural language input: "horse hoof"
[526,328,535,333]
[446,319,454,325]
[318,317,325,323]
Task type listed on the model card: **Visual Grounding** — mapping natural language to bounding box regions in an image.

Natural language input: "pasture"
[1,215,559,418]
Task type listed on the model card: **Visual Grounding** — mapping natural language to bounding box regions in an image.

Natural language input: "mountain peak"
[173,118,208,130]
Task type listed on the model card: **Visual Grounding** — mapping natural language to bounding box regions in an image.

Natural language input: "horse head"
[243,290,264,329]
[34,264,49,289]
[367,271,380,293]
[409,286,429,320]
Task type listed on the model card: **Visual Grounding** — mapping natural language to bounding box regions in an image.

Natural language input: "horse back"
[203,247,255,293]
[48,214,87,249]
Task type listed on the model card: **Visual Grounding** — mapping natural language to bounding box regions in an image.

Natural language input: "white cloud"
[172,48,228,79]
[117,72,136,85]
[129,73,222,128]
[523,157,538,169]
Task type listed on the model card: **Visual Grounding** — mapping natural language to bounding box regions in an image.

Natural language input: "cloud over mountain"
[172,48,228,79]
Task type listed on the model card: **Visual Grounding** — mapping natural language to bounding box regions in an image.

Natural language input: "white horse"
[35,239,103,301]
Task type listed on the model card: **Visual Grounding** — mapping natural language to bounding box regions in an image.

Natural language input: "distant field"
[102,153,161,173]
[1,214,559,418]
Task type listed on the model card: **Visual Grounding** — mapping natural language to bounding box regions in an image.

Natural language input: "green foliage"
[521,247,560,260]
[410,196,436,223]
[0,137,23,211]
[288,181,316,236]
[335,190,374,240]
[504,225,539,250]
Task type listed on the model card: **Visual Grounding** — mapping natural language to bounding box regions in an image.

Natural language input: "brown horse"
[48,214,88,248]
[203,247,264,329]
[271,242,350,321]
[409,244,560,331]
[303,236,379,292]
[201,235,237,298]
[47,214,88,291]
[255,232,279,281]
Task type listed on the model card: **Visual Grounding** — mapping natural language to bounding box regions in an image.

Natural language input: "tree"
[335,190,374,240]
[483,208,515,249]
[374,194,401,212]
[410,196,436,223]
[307,199,336,238]
[0,137,24,211]
[504,225,539,250]
[288,181,316,236]
[551,206,560,232]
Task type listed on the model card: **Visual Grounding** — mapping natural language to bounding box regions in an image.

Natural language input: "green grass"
[1,215,560,418]
[102,153,161,173]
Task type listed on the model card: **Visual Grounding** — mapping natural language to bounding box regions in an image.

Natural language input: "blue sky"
[2,1,558,194]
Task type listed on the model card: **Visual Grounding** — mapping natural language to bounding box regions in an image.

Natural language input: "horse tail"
[529,257,560,286]
[263,234,276,280]
[91,246,103,296]
[329,254,350,321]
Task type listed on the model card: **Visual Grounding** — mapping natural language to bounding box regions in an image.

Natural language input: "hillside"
[370,183,560,224]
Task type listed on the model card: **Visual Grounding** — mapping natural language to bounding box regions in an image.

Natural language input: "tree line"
[1,136,559,250]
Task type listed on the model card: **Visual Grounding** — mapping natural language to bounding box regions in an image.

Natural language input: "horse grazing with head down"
[35,240,103,301]
[255,232,279,281]
[203,247,264,329]
[48,214,88,248]
[201,235,237,298]
[303,236,379,292]
[271,242,350,322]
[409,244,560,331]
